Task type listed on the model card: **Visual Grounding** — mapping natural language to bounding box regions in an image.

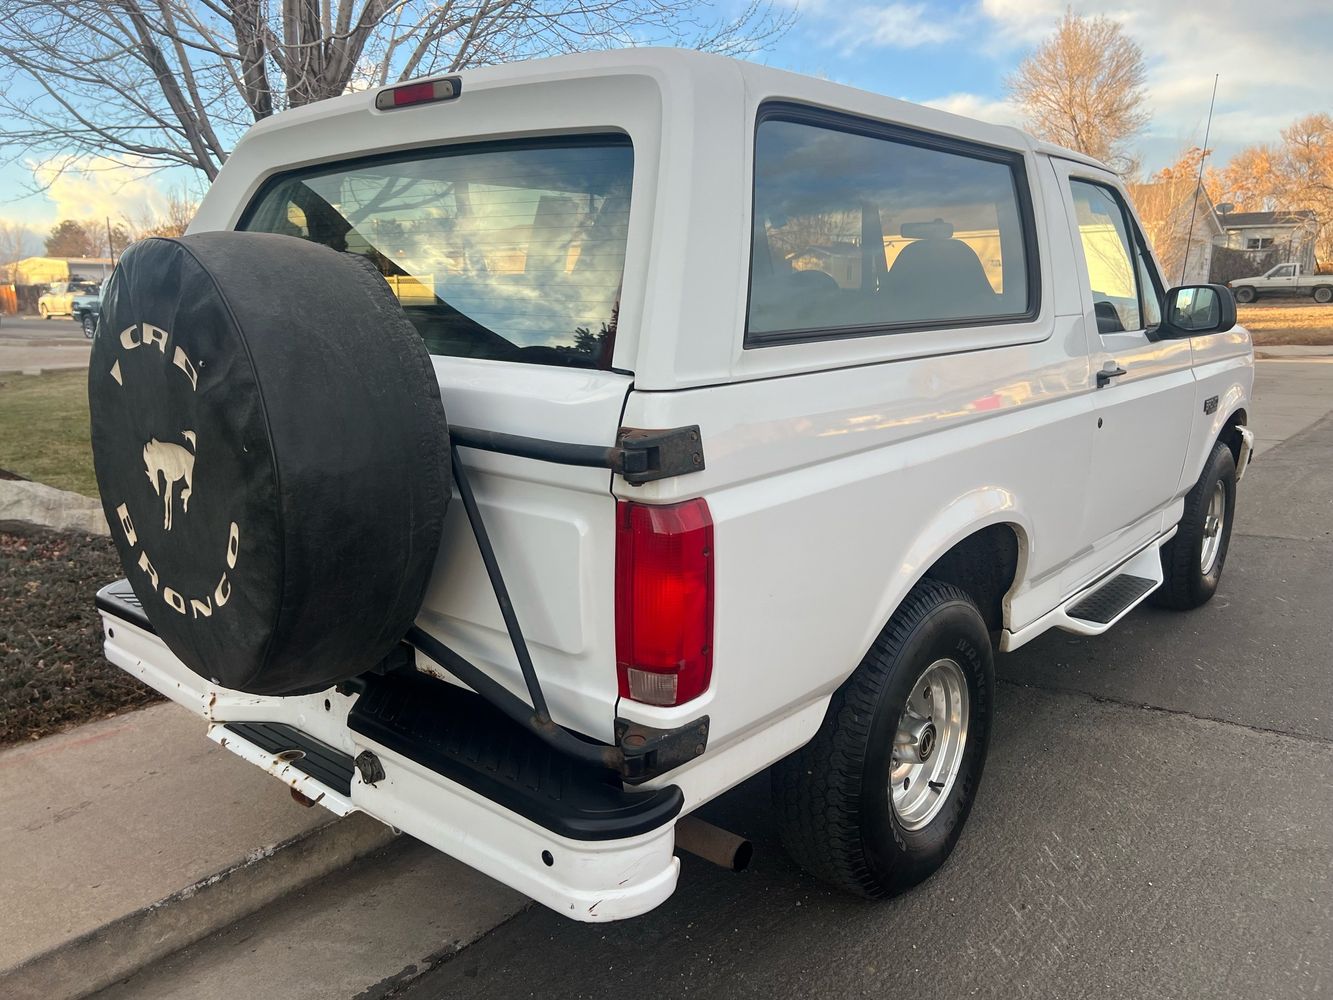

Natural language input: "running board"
[1067,574,1157,624]
[1001,536,1166,651]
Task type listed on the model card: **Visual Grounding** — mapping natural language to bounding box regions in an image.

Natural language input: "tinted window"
[747,114,1034,341]
[241,138,632,369]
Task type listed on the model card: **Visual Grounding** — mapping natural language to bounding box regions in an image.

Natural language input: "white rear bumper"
[99,611,680,922]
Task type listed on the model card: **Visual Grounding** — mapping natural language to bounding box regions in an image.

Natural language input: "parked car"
[71,289,101,338]
[1228,262,1333,303]
[88,49,1254,923]
[37,280,100,319]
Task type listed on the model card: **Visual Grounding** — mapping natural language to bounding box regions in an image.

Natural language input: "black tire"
[1151,440,1236,611]
[1233,286,1256,304]
[81,312,96,339]
[89,233,450,695]
[772,578,994,898]
[1314,285,1333,305]
[39,303,50,319]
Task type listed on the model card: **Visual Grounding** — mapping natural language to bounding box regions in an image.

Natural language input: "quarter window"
[746,112,1036,342]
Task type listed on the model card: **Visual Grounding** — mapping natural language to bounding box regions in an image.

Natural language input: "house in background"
[7,256,115,313]
[1127,181,1223,285]
[1214,210,1317,272]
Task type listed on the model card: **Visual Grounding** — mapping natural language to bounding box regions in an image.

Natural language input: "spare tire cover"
[89,233,450,695]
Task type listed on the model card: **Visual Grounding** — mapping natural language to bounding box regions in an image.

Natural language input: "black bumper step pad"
[348,671,683,842]
[1068,573,1156,624]
[95,579,155,635]
[223,722,355,797]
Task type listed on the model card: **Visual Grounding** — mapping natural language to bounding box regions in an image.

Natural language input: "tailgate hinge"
[616,425,705,486]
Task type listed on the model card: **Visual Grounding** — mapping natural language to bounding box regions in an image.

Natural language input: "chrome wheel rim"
[890,658,969,831]
[1200,482,1226,574]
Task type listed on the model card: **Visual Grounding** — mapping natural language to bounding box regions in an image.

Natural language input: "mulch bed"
[0,525,161,748]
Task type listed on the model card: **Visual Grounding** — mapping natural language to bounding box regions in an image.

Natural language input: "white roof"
[243,47,1106,168]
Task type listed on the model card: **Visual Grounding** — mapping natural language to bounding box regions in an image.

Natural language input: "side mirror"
[1161,284,1236,337]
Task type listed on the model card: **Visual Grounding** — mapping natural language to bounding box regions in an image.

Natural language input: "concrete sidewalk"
[0,703,395,999]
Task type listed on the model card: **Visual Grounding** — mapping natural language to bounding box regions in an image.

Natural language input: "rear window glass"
[747,113,1035,342]
[240,137,633,369]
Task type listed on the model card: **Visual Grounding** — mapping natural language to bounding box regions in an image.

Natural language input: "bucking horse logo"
[143,431,196,530]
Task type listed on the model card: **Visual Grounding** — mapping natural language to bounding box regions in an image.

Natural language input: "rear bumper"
[96,582,681,921]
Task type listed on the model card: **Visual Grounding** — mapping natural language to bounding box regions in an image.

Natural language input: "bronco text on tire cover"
[88,233,451,696]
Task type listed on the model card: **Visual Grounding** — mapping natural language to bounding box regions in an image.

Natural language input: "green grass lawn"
[0,371,97,498]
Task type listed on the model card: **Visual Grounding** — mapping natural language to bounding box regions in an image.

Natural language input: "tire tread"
[772,578,981,897]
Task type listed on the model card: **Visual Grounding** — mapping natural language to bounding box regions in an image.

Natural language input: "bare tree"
[1005,11,1149,174]
[1211,113,1333,267]
[1278,113,1333,265]
[0,0,789,184]
[0,220,37,268]
[129,188,199,238]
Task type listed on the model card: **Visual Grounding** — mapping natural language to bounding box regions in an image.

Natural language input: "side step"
[1058,539,1165,634]
[1067,574,1157,624]
[347,671,684,842]
[1001,535,1167,651]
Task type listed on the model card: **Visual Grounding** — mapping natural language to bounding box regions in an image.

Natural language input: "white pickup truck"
[88,49,1254,922]
[37,279,100,319]
[1229,261,1333,303]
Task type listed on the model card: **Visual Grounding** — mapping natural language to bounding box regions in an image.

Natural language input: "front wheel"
[38,303,49,319]
[773,578,994,897]
[1152,439,1236,610]
[1314,286,1333,305]
[81,313,96,339]
[1233,286,1256,304]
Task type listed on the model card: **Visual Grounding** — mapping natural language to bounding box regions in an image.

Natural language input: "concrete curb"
[0,812,397,1000]
[0,479,107,535]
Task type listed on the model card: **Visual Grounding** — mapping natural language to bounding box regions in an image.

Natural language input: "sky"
[1,0,1328,248]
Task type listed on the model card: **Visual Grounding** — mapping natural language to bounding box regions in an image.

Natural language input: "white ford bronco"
[89,49,1254,922]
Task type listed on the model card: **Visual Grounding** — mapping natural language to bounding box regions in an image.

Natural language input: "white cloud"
[788,0,1328,169]
[28,154,174,229]
[974,0,1331,158]
[829,3,959,52]
[920,92,1023,127]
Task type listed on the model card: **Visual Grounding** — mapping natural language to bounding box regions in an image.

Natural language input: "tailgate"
[417,357,631,742]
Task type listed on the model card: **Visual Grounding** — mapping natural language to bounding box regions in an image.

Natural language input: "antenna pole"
[1181,74,1219,286]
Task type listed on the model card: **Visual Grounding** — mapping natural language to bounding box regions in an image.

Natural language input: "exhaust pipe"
[674,815,753,872]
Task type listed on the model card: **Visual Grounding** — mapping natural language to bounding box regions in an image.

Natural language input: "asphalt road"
[391,363,1333,1000]
[94,361,1333,1000]
[0,313,91,372]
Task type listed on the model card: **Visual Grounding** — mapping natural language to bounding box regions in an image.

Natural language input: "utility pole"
[106,216,117,267]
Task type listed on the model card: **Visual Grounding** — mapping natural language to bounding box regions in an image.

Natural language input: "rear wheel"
[1152,439,1236,610]
[39,303,49,319]
[81,313,96,339]
[1314,285,1333,304]
[1233,286,1256,304]
[773,578,994,897]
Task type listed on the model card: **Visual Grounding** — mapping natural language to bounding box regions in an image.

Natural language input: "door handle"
[1096,364,1127,388]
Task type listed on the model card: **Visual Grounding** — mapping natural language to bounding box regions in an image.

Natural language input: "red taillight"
[373,77,462,111]
[615,499,714,707]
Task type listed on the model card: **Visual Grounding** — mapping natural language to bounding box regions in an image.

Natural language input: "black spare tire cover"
[89,233,450,695]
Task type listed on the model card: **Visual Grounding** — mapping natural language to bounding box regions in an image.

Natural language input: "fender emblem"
[1203,395,1219,415]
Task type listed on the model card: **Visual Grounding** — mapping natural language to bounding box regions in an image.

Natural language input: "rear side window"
[747,108,1037,344]
[240,137,633,369]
